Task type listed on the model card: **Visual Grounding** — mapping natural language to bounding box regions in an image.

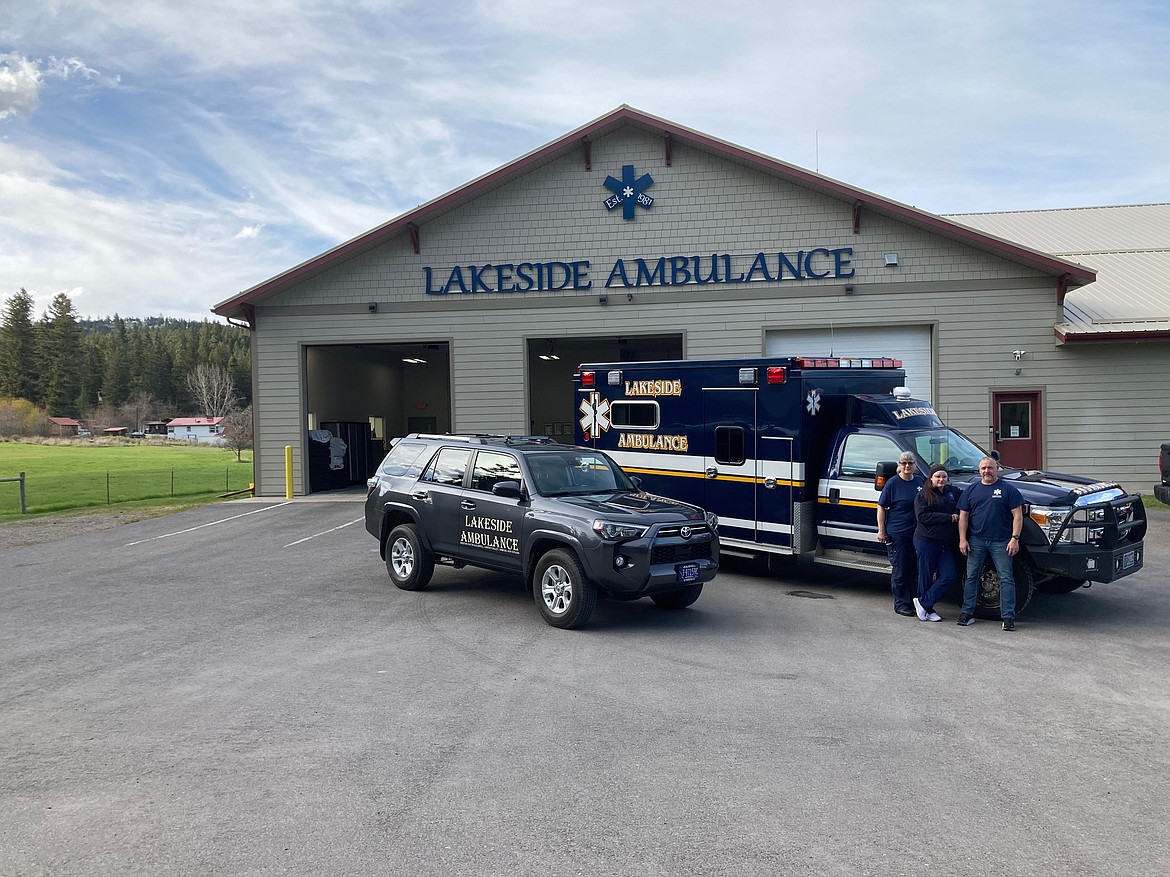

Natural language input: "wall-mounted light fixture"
[599,295,608,306]
[844,284,855,295]
[883,253,899,267]
[367,302,378,313]
[1012,349,1027,375]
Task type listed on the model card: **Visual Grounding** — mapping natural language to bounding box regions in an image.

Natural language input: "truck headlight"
[592,520,649,540]
[1029,506,1069,543]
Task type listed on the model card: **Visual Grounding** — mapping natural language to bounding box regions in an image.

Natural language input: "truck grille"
[651,542,713,564]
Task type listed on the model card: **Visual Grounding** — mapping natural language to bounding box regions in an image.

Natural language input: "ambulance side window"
[840,434,900,479]
[611,401,659,428]
[715,426,745,465]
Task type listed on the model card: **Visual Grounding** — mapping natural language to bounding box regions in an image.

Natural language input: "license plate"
[1120,550,1137,570]
[677,563,700,583]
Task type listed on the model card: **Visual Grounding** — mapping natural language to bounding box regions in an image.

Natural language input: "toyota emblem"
[680,526,692,539]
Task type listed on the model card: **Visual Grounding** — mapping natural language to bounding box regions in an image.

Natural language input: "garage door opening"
[527,334,682,443]
[305,342,451,492]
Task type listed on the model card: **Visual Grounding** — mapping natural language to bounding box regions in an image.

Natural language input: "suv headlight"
[592,520,649,540]
[706,511,719,532]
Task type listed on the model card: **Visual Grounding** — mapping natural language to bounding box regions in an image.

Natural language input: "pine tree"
[37,293,84,416]
[0,289,37,401]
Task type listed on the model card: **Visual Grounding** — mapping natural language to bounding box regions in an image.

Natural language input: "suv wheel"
[386,524,434,591]
[650,583,704,609]
[534,548,597,630]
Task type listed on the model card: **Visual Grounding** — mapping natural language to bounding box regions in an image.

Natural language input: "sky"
[1,1,1168,322]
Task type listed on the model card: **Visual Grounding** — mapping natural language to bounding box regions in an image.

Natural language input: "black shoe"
[957,613,975,626]
[895,606,916,617]
[1002,618,1016,631]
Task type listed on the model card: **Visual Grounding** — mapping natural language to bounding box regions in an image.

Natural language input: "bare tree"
[222,405,253,462]
[184,363,239,418]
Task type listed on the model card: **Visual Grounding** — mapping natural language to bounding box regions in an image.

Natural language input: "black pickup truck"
[1156,443,1170,505]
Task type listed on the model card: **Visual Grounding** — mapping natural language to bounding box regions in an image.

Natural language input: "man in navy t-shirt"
[957,456,1025,630]
[877,452,925,616]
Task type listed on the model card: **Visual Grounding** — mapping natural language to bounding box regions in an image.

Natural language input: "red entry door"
[992,391,1042,470]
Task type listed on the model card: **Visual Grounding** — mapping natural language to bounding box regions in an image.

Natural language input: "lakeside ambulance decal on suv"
[364,434,719,630]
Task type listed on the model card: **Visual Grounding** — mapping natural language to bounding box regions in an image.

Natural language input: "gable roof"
[212,105,1094,325]
[947,204,1170,343]
[168,417,223,427]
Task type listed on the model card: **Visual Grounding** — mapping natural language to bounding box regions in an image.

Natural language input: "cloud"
[234,225,262,239]
[0,54,43,119]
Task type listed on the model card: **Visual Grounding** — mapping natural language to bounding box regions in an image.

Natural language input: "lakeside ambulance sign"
[424,248,855,295]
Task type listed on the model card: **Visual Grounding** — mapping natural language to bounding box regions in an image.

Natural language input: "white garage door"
[764,325,933,402]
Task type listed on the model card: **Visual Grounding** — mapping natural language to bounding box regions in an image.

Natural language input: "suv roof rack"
[405,433,562,446]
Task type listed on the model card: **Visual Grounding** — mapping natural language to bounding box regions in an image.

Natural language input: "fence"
[0,466,254,515]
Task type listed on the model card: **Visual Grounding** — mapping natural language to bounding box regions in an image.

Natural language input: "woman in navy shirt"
[912,464,962,621]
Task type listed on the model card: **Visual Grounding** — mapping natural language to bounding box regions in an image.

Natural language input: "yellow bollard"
[285,445,294,498]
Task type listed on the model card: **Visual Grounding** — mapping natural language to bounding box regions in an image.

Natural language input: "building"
[212,106,1169,497]
[167,417,225,445]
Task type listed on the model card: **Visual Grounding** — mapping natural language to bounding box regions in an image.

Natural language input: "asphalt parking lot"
[2,498,1168,877]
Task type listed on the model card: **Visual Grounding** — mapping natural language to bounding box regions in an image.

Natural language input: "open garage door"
[765,326,933,402]
[527,334,682,443]
[305,342,451,492]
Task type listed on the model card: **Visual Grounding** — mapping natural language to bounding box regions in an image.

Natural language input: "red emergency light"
[766,367,786,384]
[579,371,595,388]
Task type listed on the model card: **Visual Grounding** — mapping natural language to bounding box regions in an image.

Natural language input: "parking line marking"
[283,516,364,548]
[124,502,293,546]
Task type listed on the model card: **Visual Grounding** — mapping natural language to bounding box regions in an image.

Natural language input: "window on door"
[999,401,1031,440]
[714,426,745,465]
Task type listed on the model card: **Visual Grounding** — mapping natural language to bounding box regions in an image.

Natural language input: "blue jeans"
[886,533,917,611]
[961,536,1016,620]
[914,538,956,613]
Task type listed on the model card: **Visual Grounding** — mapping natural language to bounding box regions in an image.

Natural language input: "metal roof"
[947,204,1170,342]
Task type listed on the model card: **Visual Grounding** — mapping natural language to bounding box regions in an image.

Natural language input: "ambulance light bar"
[794,357,902,369]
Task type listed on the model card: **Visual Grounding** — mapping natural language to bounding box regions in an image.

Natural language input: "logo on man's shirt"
[993,488,1003,497]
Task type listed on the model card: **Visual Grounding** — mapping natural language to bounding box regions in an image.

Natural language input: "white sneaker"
[928,612,943,622]
[913,597,928,621]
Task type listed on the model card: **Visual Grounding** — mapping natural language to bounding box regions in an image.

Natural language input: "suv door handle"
[411,490,432,503]
[460,499,475,509]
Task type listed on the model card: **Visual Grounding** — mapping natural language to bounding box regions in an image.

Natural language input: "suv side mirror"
[492,480,524,499]
[875,461,898,490]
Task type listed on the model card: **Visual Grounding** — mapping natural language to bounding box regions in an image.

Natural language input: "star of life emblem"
[579,391,611,439]
[603,164,654,221]
[806,389,821,416]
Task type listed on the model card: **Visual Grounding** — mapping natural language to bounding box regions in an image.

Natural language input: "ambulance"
[574,357,1146,618]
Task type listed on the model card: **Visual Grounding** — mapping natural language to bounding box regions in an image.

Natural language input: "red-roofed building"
[49,417,83,437]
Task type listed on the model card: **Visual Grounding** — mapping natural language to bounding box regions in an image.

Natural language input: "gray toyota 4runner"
[364,434,719,629]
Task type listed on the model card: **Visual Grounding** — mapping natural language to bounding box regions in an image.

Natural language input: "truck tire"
[1035,576,1087,594]
[650,583,704,609]
[386,524,434,591]
[534,548,597,629]
[972,557,1035,620]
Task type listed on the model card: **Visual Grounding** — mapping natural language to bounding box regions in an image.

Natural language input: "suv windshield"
[902,428,991,475]
[526,449,636,496]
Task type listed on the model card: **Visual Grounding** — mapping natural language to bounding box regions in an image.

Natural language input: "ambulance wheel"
[386,524,434,591]
[651,583,703,609]
[1036,576,1087,594]
[973,558,1034,620]
[534,549,596,629]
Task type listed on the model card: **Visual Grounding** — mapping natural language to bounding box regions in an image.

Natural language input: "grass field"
[0,439,253,517]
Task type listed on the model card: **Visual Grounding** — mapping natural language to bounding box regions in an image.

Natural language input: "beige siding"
[247,125,1167,496]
